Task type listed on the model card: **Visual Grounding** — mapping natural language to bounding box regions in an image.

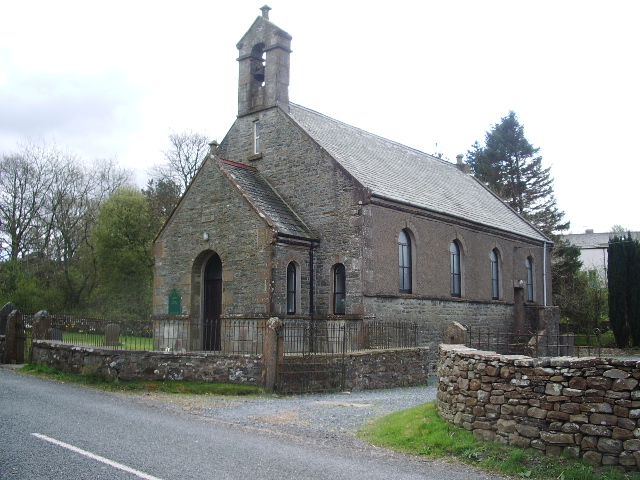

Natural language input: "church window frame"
[333,263,346,315]
[450,241,462,298]
[490,249,500,300]
[286,261,298,314]
[526,257,534,302]
[398,229,412,294]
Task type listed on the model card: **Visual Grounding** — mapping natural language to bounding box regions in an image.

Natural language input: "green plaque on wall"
[168,289,182,315]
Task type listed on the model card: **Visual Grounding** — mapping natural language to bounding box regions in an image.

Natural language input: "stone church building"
[152,7,555,359]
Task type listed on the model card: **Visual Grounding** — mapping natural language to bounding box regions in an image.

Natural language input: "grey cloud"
[0,67,145,158]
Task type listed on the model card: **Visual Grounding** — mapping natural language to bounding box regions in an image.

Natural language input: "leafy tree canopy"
[610,225,628,234]
[91,187,155,317]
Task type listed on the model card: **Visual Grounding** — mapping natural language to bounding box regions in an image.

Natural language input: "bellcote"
[237,6,292,117]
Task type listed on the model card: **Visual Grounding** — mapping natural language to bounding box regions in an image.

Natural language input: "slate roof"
[220,159,314,240]
[286,103,549,243]
[563,231,640,248]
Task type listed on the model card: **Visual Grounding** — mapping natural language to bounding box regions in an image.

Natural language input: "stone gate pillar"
[264,317,284,392]
[3,310,25,364]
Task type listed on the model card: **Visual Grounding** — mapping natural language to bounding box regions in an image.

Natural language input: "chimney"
[585,229,594,234]
[260,5,271,19]
[456,154,471,174]
[209,140,219,156]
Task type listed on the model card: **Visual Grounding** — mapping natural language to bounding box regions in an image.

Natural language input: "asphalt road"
[0,368,507,480]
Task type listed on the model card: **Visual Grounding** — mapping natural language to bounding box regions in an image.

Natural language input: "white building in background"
[563,230,640,279]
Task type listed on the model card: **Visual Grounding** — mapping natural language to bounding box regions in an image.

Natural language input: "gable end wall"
[218,107,368,318]
[153,159,273,318]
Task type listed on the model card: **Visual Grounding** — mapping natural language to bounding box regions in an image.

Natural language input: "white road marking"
[32,433,164,480]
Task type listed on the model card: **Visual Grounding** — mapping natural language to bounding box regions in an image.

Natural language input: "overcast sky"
[1,1,638,234]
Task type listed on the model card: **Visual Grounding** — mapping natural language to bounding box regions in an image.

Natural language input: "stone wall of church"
[362,202,551,304]
[218,107,368,319]
[364,296,515,372]
[153,158,273,318]
[360,202,553,372]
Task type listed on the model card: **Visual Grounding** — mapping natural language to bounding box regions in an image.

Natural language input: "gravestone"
[0,302,16,336]
[168,289,182,315]
[32,310,51,340]
[103,323,121,346]
[49,328,64,341]
[443,321,468,345]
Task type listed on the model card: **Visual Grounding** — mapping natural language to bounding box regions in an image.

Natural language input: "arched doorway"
[203,253,222,350]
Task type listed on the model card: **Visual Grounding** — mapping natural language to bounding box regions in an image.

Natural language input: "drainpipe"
[543,241,547,306]
[309,241,316,353]
[309,242,315,322]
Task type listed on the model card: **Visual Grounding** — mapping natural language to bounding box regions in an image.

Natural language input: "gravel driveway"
[130,381,438,439]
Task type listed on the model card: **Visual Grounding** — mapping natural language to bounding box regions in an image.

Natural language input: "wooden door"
[203,254,222,350]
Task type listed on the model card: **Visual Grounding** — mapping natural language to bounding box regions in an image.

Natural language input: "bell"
[253,64,265,83]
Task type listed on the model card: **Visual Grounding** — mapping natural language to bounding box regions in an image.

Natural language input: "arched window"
[333,263,346,315]
[398,230,412,294]
[526,257,534,302]
[450,241,461,297]
[286,262,297,314]
[490,249,500,300]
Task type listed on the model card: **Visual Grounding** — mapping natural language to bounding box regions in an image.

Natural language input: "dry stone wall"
[32,341,264,384]
[31,341,428,392]
[437,344,640,469]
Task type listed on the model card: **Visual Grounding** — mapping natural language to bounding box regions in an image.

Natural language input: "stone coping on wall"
[437,344,640,470]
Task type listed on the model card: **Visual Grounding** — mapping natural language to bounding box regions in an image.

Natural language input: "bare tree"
[0,140,60,260]
[149,130,211,194]
[45,156,133,308]
[1,138,134,309]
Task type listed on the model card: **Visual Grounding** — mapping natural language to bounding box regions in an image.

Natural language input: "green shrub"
[599,330,617,348]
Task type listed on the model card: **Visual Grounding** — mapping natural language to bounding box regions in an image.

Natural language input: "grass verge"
[18,364,266,396]
[359,402,640,480]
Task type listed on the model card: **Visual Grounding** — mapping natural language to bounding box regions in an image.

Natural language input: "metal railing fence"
[24,313,420,355]
[282,319,419,355]
[464,326,603,358]
[24,313,154,351]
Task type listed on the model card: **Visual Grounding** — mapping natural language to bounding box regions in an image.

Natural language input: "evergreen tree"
[141,178,182,233]
[467,111,569,239]
[608,234,640,347]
